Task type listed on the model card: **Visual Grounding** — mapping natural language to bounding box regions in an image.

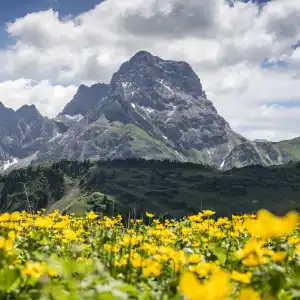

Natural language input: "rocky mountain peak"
[2,51,298,173]
[16,104,41,121]
[61,83,109,117]
[0,102,14,114]
[129,50,155,64]
[110,51,206,107]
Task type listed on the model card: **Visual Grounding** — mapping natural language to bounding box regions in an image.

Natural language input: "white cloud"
[0,79,77,117]
[0,0,299,140]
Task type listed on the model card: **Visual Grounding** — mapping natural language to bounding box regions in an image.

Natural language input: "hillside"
[0,159,299,218]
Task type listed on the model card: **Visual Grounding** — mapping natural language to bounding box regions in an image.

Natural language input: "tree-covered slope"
[0,159,299,218]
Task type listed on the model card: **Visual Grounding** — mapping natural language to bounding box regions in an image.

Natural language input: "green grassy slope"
[0,159,299,218]
[276,137,300,160]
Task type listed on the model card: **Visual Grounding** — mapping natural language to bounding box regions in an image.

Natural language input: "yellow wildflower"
[146,212,154,218]
[142,260,161,277]
[0,238,13,253]
[271,251,287,262]
[63,229,77,242]
[35,217,53,228]
[180,270,232,300]
[201,210,216,217]
[182,227,193,236]
[189,254,202,264]
[87,211,98,220]
[288,236,300,245]
[245,210,299,239]
[103,243,120,253]
[21,261,47,278]
[239,288,261,300]
[242,253,269,267]
[231,271,252,284]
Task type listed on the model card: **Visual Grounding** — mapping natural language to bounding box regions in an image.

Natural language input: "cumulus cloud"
[0,0,299,140]
[0,79,77,117]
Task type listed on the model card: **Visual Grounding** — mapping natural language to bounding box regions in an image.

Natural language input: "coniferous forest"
[1,159,300,218]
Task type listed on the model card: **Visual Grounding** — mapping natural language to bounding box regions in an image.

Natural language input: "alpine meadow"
[0,0,300,299]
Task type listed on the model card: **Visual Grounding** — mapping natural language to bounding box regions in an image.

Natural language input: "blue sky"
[0,0,299,141]
[0,0,274,48]
[0,0,102,47]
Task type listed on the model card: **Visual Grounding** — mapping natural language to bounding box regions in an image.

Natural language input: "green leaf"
[209,244,227,266]
[97,292,117,300]
[0,268,22,292]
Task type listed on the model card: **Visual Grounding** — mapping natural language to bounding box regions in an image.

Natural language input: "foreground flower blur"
[0,208,298,299]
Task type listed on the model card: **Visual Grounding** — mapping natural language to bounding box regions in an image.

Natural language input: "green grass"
[276,137,300,159]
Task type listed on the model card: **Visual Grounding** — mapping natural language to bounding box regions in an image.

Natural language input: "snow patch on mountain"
[3,158,19,171]
[220,159,225,169]
[140,106,154,114]
[157,79,172,93]
[48,132,62,143]
[65,114,84,122]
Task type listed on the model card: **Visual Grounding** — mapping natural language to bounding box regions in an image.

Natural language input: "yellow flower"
[180,271,202,300]
[21,261,47,278]
[271,251,287,262]
[189,214,203,222]
[245,210,299,239]
[180,270,231,300]
[10,211,22,221]
[103,243,120,253]
[296,245,300,255]
[34,217,53,228]
[142,260,161,277]
[87,211,98,220]
[235,239,265,260]
[194,262,214,277]
[231,271,252,284]
[239,288,261,300]
[0,238,13,253]
[146,212,154,218]
[53,220,69,229]
[287,236,300,245]
[189,254,202,264]
[0,213,10,222]
[242,253,269,267]
[235,239,270,266]
[182,227,193,236]
[201,210,216,217]
[63,229,77,242]
[8,231,16,240]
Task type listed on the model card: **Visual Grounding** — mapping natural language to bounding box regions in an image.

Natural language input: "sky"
[0,0,299,142]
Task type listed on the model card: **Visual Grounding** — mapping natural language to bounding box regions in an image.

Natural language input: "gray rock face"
[34,51,249,166]
[221,140,295,170]
[0,103,63,172]
[61,83,109,117]
[1,51,299,172]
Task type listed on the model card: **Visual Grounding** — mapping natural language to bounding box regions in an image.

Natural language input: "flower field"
[0,209,299,299]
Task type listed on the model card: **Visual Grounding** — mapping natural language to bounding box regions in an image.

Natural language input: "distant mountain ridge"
[0,51,299,172]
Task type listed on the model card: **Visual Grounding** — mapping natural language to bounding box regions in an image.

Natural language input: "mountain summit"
[0,51,298,172]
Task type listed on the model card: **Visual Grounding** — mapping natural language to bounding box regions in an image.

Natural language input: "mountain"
[33,51,253,167]
[1,159,299,217]
[1,51,300,172]
[61,83,109,117]
[0,103,65,172]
